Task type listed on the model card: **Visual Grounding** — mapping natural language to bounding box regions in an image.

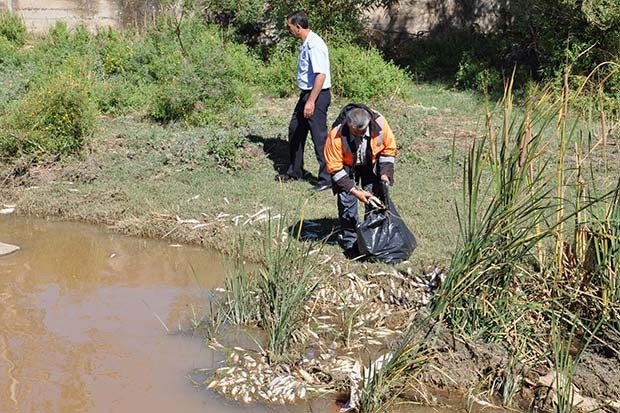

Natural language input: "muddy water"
[0,216,494,413]
[0,216,339,413]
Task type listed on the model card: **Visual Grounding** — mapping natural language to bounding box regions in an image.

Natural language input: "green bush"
[32,22,97,66]
[0,67,28,114]
[455,52,502,93]
[147,68,203,123]
[205,131,246,171]
[134,15,259,125]
[1,71,97,157]
[96,27,135,75]
[330,44,412,100]
[257,47,297,98]
[0,37,19,66]
[0,11,27,47]
[92,76,141,115]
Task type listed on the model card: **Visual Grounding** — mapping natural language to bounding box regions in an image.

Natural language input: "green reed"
[551,312,602,413]
[430,66,620,403]
[357,322,433,413]
[431,76,558,333]
[217,237,260,326]
[257,213,322,358]
[214,212,323,358]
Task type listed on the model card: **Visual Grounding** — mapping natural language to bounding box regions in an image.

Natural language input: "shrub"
[92,76,141,115]
[96,27,135,75]
[1,71,97,157]
[32,22,97,66]
[147,68,203,123]
[0,37,19,66]
[455,51,502,93]
[257,46,297,98]
[134,15,260,124]
[330,44,412,100]
[0,11,27,47]
[205,130,247,171]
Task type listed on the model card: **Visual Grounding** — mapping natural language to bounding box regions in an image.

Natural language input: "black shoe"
[310,183,331,192]
[275,174,297,182]
[341,241,361,259]
[343,245,362,260]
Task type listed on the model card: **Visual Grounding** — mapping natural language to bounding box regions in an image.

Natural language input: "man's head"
[286,11,309,39]
[346,108,371,138]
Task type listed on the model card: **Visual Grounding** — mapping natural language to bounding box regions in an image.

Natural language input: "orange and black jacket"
[325,106,396,193]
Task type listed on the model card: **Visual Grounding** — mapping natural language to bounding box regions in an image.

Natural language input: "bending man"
[324,104,397,256]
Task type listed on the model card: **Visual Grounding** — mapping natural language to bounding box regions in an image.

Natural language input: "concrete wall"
[0,0,159,33]
[0,0,500,36]
[367,0,501,37]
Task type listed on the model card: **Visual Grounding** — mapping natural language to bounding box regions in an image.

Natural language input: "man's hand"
[351,188,383,207]
[304,100,315,118]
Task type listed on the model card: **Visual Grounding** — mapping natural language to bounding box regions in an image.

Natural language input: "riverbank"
[2,90,620,412]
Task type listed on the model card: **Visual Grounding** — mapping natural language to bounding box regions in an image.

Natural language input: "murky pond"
[0,216,344,413]
[0,215,496,413]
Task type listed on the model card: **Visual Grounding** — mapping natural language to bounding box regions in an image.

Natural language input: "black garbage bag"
[356,182,416,264]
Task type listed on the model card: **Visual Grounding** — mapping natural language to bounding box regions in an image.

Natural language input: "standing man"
[275,11,332,192]
[324,104,397,257]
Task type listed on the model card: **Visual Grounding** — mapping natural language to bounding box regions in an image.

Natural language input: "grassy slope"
[1,83,486,268]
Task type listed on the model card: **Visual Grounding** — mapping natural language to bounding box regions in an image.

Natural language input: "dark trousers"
[337,166,381,250]
[286,89,331,186]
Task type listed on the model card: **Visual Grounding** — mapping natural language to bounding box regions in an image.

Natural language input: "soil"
[409,308,620,412]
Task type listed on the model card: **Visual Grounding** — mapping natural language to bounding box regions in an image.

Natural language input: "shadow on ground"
[247,133,288,175]
[288,218,340,245]
[246,134,320,185]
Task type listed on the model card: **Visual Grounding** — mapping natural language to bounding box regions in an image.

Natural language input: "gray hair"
[346,108,371,130]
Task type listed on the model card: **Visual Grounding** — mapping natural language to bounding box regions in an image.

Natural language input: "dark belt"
[300,88,330,94]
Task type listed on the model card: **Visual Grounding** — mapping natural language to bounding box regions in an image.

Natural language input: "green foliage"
[0,11,27,47]
[259,46,297,97]
[390,30,512,91]
[503,0,620,100]
[456,52,502,93]
[431,74,620,376]
[96,27,135,75]
[132,15,259,124]
[92,76,142,115]
[205,131,246,171]
[257,214,322,357]
[330,44,411,100]
[199,0,398,51]
[0,36,19,66]
[33,22,98,65]
[357,326,432,413]
[202,0,267,43]
[431,85,556,336]
[217,237,261,325]
[212,212,323,358]
[0,71,97,157]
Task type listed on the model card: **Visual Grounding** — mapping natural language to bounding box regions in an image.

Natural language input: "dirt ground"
[407,307,620,412]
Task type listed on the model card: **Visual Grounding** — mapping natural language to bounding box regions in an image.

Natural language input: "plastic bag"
[356,182,416,264]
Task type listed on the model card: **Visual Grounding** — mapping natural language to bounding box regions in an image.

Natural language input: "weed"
[1,70,97,157]
[0,11,27,47]
[257,213,323,358]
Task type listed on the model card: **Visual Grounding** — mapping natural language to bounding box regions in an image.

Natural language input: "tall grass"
[217,237,260,326]
[430,67,620,402]
[431,77,558,336]
[214,212,323,359]
[257,213,323,358]
[356,323,434,413]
